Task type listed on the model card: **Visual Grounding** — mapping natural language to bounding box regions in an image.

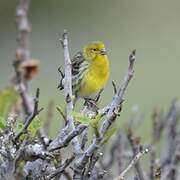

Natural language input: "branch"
[49,124,87,152]
[127,128,147,180]
[60,30,82,155]
[114,147,149,180]
[47,155,75,179]
[162,100,178,167]
[100,49,136,135]
[14,0,33,115]
[15,88,43,141]
[56,106,67,124]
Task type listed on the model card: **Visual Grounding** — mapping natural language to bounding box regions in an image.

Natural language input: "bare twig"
[49,124,87,152]
[127,128,146,180]
[15,88,43,141]
[47,155,75,179]
[150,109,163,180]
[14,0,33,115]
[164,135,180,180]
[60,30,82,155]
[56,106,67,124]
[85,152,99,179]
[112,80,117,94]
[162,100,178,167]
[100,49,136,135]
[114,148,149,180]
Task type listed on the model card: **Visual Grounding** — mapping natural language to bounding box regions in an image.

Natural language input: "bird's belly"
[78,70,109,98]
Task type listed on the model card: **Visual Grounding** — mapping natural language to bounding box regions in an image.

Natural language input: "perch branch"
[60,30,82,155]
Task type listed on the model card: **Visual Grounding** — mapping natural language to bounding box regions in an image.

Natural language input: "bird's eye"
[92,48,97,51]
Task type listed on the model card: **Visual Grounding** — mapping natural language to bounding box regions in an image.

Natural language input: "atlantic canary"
[59,41,109,101]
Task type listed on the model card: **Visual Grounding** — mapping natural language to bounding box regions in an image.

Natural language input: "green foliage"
[89,114,102,129]
[15,116,42,140]
[72,111,116,144]
[28,116,42,137]
[0,88,19,118]
[72,111,91,125]
[72,111,103,128]
[101,127,117,145]
[0,116,5,130]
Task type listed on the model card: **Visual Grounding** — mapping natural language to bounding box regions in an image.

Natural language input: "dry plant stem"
[56,106,67,124]
[49,124,87,152]
[100,50,136,135]
[112,80,117,94]
[164,135,180,180]
[47,155,75,179]
[150,109,162,180]
[60,30,82,155]
[14,0,33,115]
[114,148,149,180]
[85,152,99,178]
[15,88,43,141]
[162,100,178,167]
[73,50,136,179]
[127,129,146,180]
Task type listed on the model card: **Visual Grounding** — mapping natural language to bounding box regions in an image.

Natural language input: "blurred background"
[0,0,180,139]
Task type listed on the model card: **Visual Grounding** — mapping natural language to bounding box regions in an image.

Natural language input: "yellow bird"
[59,41,110,101]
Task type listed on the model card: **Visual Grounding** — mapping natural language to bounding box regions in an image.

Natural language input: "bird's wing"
[58,51,89,96]
[71,51,85,76]
[58,52,83,89]
[71,51,89,95]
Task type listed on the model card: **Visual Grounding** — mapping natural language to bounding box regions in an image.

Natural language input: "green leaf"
[0,116,5,130]
[90,115,102,129]
[72,111,91,125]
[15,121,23,131]
[21,134,27,140]
[15,117,42,139]
[28,116,42,138]
[0,88,19,118]
[0,121,5,130]
[102,127,117,145]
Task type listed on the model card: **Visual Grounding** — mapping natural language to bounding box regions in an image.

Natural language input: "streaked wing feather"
[71,51,84,76]
[71,51,89,95]
[58,51,89,97]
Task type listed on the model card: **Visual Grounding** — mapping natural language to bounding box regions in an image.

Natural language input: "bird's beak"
[100,48,107,55]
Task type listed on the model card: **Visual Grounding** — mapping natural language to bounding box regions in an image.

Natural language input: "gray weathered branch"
[15,88,43,141]
[60,30,82,156]
[114,147,149,180]
[49,124,87,152]
[14,0,33,115]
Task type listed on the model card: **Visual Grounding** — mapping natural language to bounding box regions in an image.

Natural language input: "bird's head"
[83,41,107,61]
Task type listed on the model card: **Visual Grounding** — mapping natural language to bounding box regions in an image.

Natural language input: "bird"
[58,41,109,103]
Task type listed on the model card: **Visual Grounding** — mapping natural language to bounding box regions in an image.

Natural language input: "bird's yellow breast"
[78,55,109,98]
